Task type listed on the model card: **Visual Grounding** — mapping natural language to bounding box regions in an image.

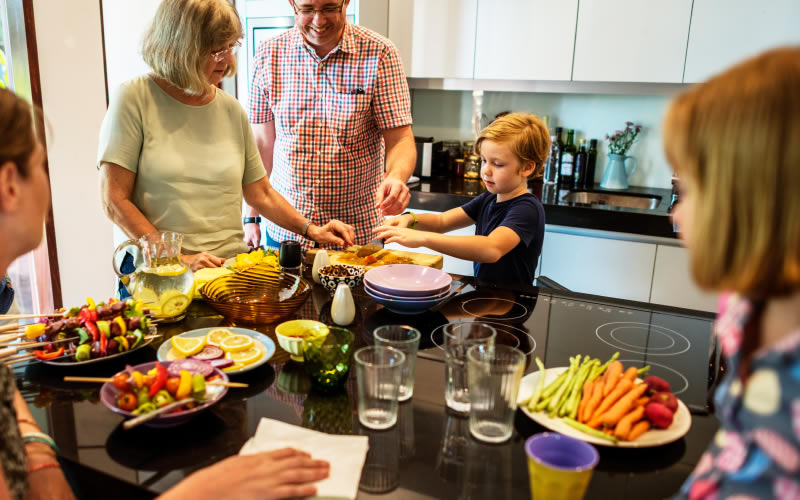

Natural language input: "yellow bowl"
[275,320,329,362]
[200,263,312,325]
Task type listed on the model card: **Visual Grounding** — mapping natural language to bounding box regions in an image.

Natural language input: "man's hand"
[181,252,225,271]
[158,448,330,500]
[243,223,262,248]
[307,220,355,247]
[374,176,410,216]
[373,224,427,248]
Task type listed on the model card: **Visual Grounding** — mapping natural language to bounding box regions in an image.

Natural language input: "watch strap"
[243,217,261,224]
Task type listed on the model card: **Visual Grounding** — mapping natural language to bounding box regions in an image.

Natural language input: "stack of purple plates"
[363,264,452,315]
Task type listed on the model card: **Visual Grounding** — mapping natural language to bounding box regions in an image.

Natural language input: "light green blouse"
[98,75,266,259]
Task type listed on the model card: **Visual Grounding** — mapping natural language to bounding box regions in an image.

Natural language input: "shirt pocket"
[329,93,372,147]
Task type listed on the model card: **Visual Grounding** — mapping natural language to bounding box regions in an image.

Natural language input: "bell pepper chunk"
[176,370,193,400]
[33,347,65,360]
[148,362,168,398]
[25,323,46,339]
[113,316,127,336]
[85,321,99,343]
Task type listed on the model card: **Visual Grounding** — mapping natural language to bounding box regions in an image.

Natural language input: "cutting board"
[305,248,443,270]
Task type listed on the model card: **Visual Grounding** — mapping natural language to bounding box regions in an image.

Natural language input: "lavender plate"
[100,360,228,428]
[364,285,447,315]
[363,280,451,301]
[364,264,452,297]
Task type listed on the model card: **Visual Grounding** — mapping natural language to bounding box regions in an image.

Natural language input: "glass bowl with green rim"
[303,327,355,390]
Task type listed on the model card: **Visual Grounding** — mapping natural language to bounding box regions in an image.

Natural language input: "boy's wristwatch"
[242,217,261,224]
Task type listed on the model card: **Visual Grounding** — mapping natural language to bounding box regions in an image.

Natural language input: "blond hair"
[475,113,551,178]
[663,46,800,298]
[142,0,242,95]
[0,88,37,178]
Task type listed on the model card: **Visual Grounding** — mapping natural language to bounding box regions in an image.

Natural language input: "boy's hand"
[382,214,412,228]
[374,225,426,248]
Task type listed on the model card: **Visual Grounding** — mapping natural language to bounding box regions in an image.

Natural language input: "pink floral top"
[677,294,800,499]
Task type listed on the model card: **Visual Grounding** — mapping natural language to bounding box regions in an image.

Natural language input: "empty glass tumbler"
[443,322,496,414]
[373,325,421,401]
[355,346,406,429]
[466,344,526,443]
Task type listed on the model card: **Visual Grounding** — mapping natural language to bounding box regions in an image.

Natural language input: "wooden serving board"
[305,248,443,270]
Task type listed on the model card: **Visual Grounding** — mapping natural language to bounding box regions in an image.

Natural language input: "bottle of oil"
[559,129,577,188]
[574,139,588,189]
[586,139,598,188]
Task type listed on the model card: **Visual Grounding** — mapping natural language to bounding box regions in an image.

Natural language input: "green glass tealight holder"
[303,327,355,390]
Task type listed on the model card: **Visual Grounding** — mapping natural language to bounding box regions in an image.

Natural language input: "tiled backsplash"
[410,89,675,189]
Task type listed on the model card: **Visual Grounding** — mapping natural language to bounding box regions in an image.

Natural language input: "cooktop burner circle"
[596,322,690,356]
[618,358,690,396]
[460,298,528,321]
[430,321,536,356]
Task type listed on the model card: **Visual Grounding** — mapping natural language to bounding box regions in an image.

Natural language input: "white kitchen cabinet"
[650,245,717,313]
[388,0,478,79]
[474,0,578,81]
[539,231,656,302]
[384,209,476,276]
[572,0,692,83]
[683,0,800,83]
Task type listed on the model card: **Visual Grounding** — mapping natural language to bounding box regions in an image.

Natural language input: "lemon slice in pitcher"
[220,334,254,352]
[205,328,233,347]
[171,335,205,357]
[159,290,191,318]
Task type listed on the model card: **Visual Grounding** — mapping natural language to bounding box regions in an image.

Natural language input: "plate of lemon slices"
[157,327,276,375]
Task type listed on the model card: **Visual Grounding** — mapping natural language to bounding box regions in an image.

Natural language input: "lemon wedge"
[205,328,233,347]
[225,346,263,365]
[220,334,255,352]
[171,335,205,357]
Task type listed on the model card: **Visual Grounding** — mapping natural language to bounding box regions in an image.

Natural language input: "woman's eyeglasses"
[292,1,346,19]
[211,41,241,63]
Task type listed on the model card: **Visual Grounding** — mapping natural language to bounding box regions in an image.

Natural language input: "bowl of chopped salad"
[100,360,228,428]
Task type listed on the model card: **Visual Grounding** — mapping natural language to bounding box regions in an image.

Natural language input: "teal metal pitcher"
[600,154,637,190]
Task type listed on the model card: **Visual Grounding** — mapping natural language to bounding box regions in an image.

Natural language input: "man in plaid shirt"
[245,0,416,250]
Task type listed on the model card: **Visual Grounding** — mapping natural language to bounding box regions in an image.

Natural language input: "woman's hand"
[181,252,225,271]
[158,448,329,500]
[307,220,355,247]
[243,223,262,248]
[382,214,413,229]
[373,225,427,248]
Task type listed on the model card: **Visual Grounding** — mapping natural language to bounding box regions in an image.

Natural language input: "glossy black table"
[13,277,719,500]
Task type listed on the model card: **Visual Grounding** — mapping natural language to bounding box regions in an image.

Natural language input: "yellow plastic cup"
[525,432,599,500]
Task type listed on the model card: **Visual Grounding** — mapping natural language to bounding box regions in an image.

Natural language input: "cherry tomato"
[117,392,138,412]
[112,372,130,390]
[165,377,180,396]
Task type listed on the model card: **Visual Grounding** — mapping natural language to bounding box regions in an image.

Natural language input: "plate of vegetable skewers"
[3,298,158,366]
[517,353,691,448]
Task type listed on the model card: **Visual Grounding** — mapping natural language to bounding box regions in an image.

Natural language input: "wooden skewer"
[0,332,25,344]
[0,313,65,321]
[63,376,248,388]
[0,322,22,334]
[123,398,195,430]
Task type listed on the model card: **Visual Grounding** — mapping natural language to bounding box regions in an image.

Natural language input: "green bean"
[637,365,651,376]
[563,418,618,443]
[548,356,580,415]
[541,369,569,399]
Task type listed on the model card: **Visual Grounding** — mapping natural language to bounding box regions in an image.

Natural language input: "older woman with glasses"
[99,0,354,273]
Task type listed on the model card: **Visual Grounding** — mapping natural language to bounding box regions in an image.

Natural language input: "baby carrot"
[577,379,594,422]
[603,361,623,397]
[581,379,604,423]
[591,377,632,422]
[622,366,639,383]
[613,405,645,440]
[635,396,650,407]
[627,420,651,441]
[601,383,649,428]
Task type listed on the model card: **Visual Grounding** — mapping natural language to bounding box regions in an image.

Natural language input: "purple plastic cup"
[525,432,599,500]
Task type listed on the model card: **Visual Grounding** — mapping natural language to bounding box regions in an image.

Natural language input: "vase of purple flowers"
[600,122,642,189]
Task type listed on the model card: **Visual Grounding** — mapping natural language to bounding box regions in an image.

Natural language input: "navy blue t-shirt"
[460,191,545,285]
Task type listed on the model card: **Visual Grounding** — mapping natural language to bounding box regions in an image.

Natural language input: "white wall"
[34,0,115,306]
[410,89,674,189]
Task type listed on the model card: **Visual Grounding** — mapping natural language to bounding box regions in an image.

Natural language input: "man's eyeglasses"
[292,0,346,19]
[211,41,241,63]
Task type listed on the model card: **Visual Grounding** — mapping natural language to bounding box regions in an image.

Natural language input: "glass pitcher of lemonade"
[113,231,195,322]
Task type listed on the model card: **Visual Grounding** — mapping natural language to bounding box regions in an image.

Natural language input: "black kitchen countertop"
[13,275,718,499]
[408,177,677,239]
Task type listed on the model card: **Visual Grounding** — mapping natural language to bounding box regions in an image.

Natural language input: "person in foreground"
[98,0,353,272]
[0,89,328,500]
[375,113,549,286]
[666,47,800,499]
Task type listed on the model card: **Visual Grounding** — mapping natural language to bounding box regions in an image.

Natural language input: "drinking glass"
[355,346,406,429]
[525,433,599,500]
[443,322,496,414]
[279,239,303,275]
[466,344,525,443]
[358,423,400,493]
[303,327,354,390]
[373,325,421,401]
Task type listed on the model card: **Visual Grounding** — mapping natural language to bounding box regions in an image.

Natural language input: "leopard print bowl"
[319,264,365,293]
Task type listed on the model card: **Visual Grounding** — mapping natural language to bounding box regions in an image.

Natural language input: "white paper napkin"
[239,418,369,499]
